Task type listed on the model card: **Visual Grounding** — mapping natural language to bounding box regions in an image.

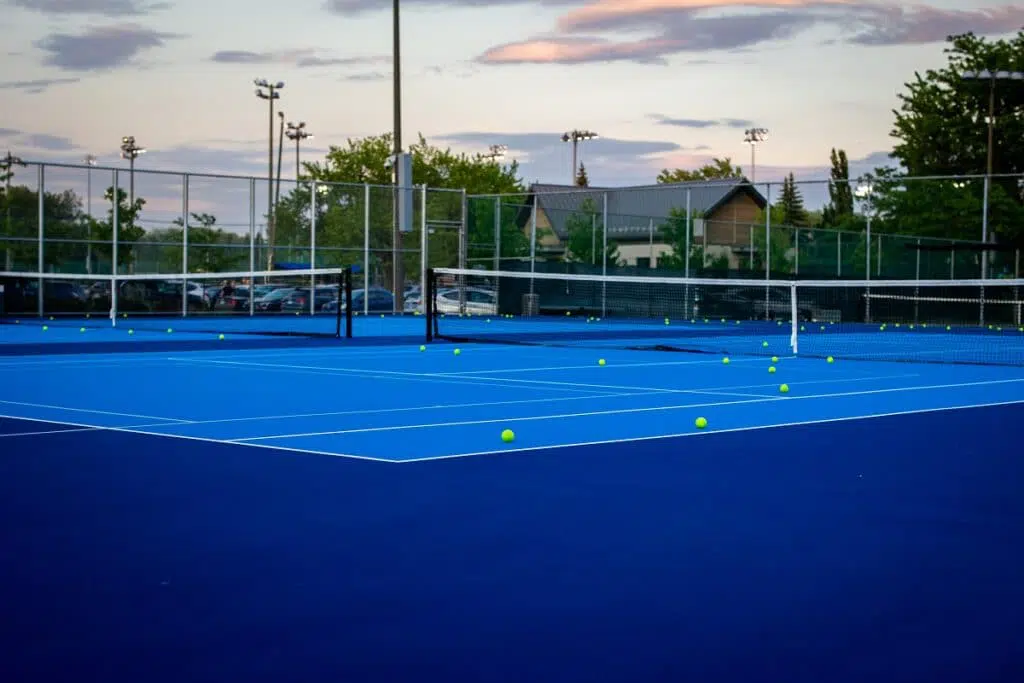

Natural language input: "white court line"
[0,399,190,423]
[400,399,1024,463]
[0,426,104,438]
[168,357,630,397]
[115,370,920,427]
[437,356,779,376]
[230,377,1024,442]
[0,413,392,463]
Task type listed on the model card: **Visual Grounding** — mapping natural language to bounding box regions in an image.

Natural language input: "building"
[518,179,768,268]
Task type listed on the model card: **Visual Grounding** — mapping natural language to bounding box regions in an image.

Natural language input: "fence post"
[529,192,537,294]
[420,185,428,314]
[684,189,691,279]
[837,232,842,278]
[112,170,120,319]
[182,173,189,316]
[764,182,772,320]
[363,183,370,315]
[310,180,318,315]
[248,176,255,317]
[494,196,501,272]
[459,189,467,315]
[36,164,44,315]
[601,191,608,317]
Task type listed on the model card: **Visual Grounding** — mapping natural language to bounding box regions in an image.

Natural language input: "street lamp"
[561,130,598,185]
[119,136,145,208]
[743,128,768,183]
[255,78,284,270]
[285,121,313,180]
[961,69,1024,279]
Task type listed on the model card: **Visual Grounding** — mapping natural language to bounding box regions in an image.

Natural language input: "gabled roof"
[523,179,766,241]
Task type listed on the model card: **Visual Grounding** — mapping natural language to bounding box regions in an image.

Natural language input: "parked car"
[323,287,395,313]
[435,287,497,315]
[254,287,297,312]
[281,285,338,313]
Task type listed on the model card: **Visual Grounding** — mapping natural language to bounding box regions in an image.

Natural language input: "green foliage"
[656,158,743,184]
[775,173,808,227]
[575,163,590,188]
[564,198,620,266]
[276,133,528,285]
[879,30,1024,243]
[821,148,854,228]
[655,207,727,273]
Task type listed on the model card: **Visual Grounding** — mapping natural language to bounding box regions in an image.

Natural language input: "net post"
[425,267,434,342]
[342,267,353,338]
[789,282,799,355]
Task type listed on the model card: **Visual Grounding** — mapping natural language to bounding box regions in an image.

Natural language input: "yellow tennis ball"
[827,356,834,364]
[42,325,48,331]
[128,329,134,335]
[768,366,776,374]
[771,356,779,363]
[762,341,768,348]
[722,357,730,364]
[218,334,225,340]
[946,325,951,331]
[419,345,426,352]
[598,358,606,366]
[453,348,461,356]
[566,311,571,316]
[779,384,790,394]
[664,319,670,325]
[79,327,85,332]
[167,328,173,333]
[695,417,708,429]
[501,429,515,443]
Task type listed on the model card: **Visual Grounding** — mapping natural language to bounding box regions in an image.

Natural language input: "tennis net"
[1,267,352,339]
[427,267,1024,366]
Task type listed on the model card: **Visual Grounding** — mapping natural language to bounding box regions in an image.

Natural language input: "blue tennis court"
[3,304,1024,681]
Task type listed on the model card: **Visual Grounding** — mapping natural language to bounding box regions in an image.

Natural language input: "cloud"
[477,1,1024,65]
[0,77,79,93]
[7,0,170,16]
[22,133,77,151]
[0,127,21,138]
[34,23,183,71]
[341,71,389,82]
[650,114,753,129]
[209,49,390,70]
[324,0,571,16]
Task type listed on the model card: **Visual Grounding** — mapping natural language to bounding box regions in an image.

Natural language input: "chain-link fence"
[468,173,1024,281]
[0,161,473,314]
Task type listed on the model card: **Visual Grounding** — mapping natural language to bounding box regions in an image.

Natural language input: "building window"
[636,257,651,269]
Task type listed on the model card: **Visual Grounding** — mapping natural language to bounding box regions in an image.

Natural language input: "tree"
[565,198,619,267]
[776,173,808,227]
[656,158,743,184]
[878,31,1024,243]
[821,148,855,228]
[575,163,590,187]
[278,133,528,283]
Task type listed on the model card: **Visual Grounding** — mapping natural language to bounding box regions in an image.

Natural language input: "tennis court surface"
[3,268,1024,682]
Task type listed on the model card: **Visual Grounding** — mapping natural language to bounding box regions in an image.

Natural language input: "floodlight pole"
[561,130,598,184]
[255,78,284,270]
[743,128,767,183]
[119,136,145,208]
[286,121,313,180]
[392,0,405,312]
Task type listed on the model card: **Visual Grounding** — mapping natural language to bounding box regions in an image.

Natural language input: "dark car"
[322,287,394,313]
[281,285,338,313]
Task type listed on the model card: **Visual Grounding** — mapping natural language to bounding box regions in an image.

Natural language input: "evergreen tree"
[776,173,807,227]
[821,148,854,227]
[575,163,590,187]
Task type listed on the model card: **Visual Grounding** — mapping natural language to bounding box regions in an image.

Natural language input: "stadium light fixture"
[743,128,768,183]
[119,136,145,207]
[286,120,313,180]
[561,130,598,184]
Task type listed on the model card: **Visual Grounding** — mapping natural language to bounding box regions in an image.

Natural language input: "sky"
[2,0,1023,221]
